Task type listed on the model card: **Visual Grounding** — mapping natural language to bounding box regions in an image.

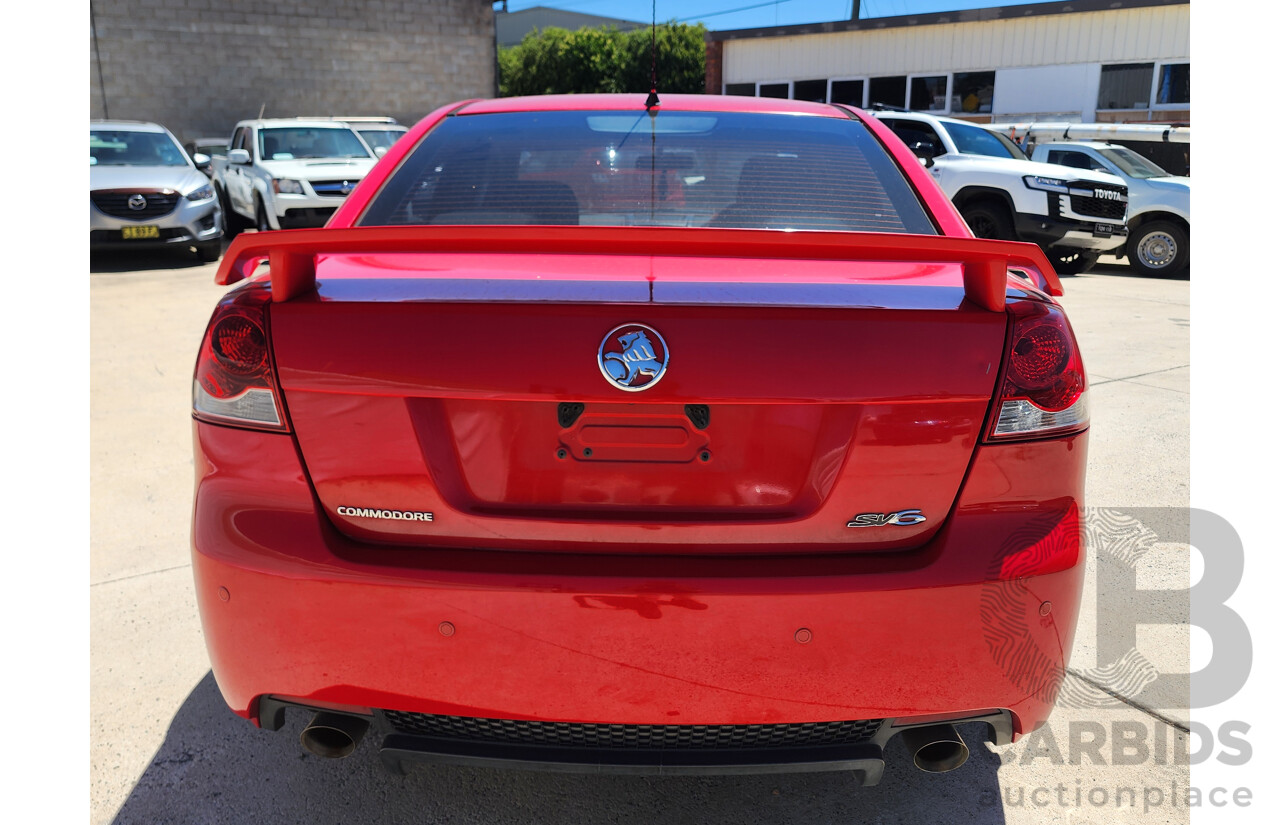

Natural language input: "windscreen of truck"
[259,127,373,160]
[939,121,1027,160]
[1096,146,1172,179]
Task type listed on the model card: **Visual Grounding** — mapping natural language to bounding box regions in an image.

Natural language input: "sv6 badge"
[847,509,927,528]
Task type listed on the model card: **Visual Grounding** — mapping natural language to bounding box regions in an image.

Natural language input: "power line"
[675,0,796,24]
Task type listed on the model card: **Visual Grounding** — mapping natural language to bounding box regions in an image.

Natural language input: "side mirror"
[374,146,389,158]
[228,148,252,165]
[192,152,211,170]
[908,140,940,166]
[910,143,937,169]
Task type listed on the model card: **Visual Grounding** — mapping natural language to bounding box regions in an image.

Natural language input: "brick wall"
[703,39,722,95]
[89,0,495,143]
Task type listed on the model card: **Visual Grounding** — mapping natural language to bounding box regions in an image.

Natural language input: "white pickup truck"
[212,119,379,234]
[871,111,1129,274]
[1029,141,1189,277]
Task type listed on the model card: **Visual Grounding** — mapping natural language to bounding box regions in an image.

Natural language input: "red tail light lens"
[212,316,267,375]
[986,300,1088,441]
[193,281,288,431]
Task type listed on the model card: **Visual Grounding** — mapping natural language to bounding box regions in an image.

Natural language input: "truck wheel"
[217,186,246,238]
[960,202,1014,241]
[255,197,273,232]
[1044,247,1100,275]
[1127,221,1188,277]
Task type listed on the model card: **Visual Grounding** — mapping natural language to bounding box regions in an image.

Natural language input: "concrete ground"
[91,247,1191,824]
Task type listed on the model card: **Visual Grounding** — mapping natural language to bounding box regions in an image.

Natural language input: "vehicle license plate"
[122,225,160,240]
[1093,223,1113,237]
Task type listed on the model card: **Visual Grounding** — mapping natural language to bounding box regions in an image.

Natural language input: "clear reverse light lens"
[993,393,1089,437]
[193,383,282,427]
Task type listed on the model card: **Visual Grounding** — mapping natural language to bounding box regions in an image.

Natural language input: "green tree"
[499,22,707,97]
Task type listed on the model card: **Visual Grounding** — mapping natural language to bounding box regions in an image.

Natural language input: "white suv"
[214,119,378,233]
[872,111,1129,274]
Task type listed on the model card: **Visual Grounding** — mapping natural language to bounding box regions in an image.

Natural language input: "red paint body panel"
[271,272,1005,551]
[456,93,851,118]
[191,421,1086,733]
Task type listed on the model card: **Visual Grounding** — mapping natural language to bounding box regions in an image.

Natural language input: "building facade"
[705,0,1189,125]
[90,0,497,144]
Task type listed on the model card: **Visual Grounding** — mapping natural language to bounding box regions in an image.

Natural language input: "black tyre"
[255,196,273,232]
[216,185,246,238]
[960,201,1015,241]
[1126,220,1189,277]
[1044,247,1100,275]
[195,241,221,263]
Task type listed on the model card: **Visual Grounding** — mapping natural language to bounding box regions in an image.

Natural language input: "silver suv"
[90,120,224,262]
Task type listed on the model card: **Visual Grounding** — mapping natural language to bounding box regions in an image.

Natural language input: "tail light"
[192,281,288,431]
[985,300,1088,441]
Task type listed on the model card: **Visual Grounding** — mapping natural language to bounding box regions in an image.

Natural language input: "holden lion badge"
[598,323,669,392]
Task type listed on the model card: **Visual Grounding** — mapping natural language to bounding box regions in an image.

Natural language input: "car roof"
[91,120,168,133]
[247,119,362,128]
[870,111,971,126]
[1036,140,1118,150]
[298,116,399,123]
[457,93,851,119]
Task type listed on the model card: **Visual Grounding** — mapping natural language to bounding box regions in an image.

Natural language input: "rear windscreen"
[359,110,936,234]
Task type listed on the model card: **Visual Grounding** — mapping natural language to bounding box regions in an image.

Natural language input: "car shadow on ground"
[108,673,1008,825]
[90,247,219,273]
[1085,257,1189,281]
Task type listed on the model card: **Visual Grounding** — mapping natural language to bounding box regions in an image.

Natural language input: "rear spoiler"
[215,226,1062,311]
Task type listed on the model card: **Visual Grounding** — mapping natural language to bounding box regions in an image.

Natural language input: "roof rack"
[295,116,399,124]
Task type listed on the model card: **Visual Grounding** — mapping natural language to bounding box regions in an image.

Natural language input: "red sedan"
[191,94,1087,783]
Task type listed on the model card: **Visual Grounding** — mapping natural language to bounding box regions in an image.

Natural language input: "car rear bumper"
[302,703,1013,780]
[192,420,1087,766]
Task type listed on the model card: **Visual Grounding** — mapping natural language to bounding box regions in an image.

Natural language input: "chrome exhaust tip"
[898,724,969,773]
[299,712,370,759]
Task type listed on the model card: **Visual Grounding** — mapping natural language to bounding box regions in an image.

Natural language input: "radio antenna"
[645,0,659,110]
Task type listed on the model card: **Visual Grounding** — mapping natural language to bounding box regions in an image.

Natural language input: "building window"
[759,82,789,99]
[868,76,907,109]
[830,79,865,107]
[725,83,754,96]
[909,75,948,112]
[951,71,995,114]
[1157,63,1189,105]
[1098,63,1154,110]
[793,79,827,103]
